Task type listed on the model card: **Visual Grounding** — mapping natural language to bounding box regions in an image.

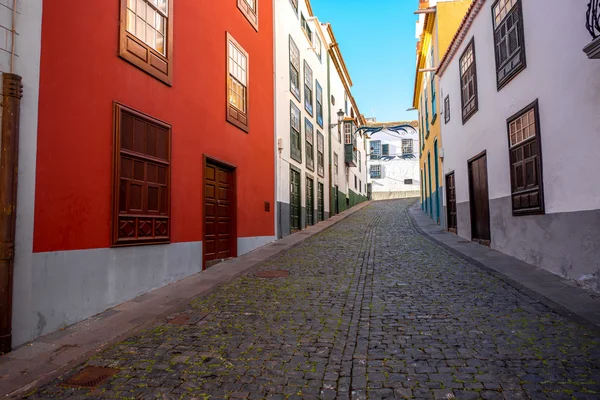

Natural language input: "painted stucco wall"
[274,0,330,238]
[439,0,600,289]
[367,128,420,199]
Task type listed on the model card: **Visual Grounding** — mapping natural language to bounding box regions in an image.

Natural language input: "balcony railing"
[585,0,600,58]
[587,0,600,39]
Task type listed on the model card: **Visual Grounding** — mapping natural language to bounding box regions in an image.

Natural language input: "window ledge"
[584,36,600,59]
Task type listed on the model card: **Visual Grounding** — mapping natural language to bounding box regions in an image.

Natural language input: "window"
[238,0,258,31]
[430,47,437,122]
[359,181,362,193]
[370,165,381,179]
[354,175,357,190]
[227,34,249,132]
[289,0,298,13]
[507,100,544,215]
[402,139,413,155]
[315,35,322,61]
[304,61,313,116]
[492,0,526,89]
[120,0,173,85]
[344,122,352,145]
[316,81,323,128]
[317,131,324,177]
[424,88,430,135]
[333,153,339,181]
[344,93,348,115]
[289,36,301,102]
[301,14,312,43]
[371,140,381,160]
[305,119,314,171]
[290,101,302,163]
[113,103,171,246]
[444,95,450,124]
[382,144,390,156]
[404,179,413,185]
[331,95,336,105]
[460,39,478,123]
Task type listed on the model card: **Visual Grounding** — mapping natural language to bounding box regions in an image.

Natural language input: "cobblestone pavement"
[26,200,600,399]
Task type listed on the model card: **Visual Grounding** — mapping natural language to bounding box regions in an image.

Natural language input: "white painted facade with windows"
[367,125,420,200]
[274,0,330,237]
[438,0,600,291]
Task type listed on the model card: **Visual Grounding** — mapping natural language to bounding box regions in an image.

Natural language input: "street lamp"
[329,109,345,129]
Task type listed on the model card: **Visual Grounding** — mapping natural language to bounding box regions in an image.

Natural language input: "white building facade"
[438,0,600,291]
[366,122,420,200]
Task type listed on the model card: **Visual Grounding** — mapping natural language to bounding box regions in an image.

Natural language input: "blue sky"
[311,0,419,123]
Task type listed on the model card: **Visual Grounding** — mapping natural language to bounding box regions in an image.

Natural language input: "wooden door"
[468,154,491,245]
[204,161,235,266]
[290,168,301,232]
[306,177,314,226]
[446,172,457,233]
[317,182,324,222]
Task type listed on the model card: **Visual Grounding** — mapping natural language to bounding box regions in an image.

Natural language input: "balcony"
[345,143,357,167]
[584,0,600,59]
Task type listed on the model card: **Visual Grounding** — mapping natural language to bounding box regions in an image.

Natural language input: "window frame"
[289,36,301,102]
[316,80,323,128]
[317,131,325,177]
[304,61,313,116]
[305,118,315,171]
[289,0,298,14]
[370,165,381,179]
[301,13,313,43]
[119,0,174,86]
[506,99,545,215]
[491,0,527,90]
[370,140,381,160]
[238,0,258,31]
[404,179,414,185]
[401,139,413,155]
[226,33,250,132]
[333,152,339,182]
[444,95,451,124]
[290,101,302,163]
[460,38,479,124]
[382,144,390,156]
[112,102,171,247]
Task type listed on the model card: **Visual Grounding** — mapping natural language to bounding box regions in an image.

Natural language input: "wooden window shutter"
[113,102,171,246]
[238,0,258,31]
[118,0,174,86]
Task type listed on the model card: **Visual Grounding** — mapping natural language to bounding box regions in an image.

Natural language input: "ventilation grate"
[62,367,119,389]
[254,270,290,279]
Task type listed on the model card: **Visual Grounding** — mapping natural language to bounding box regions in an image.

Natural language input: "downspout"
[0,0,22,353]
[326,48,333,215]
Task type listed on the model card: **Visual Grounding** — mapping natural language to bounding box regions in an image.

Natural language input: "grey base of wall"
[277,202,333,239]
[372,191,420,200]
[456,196,600,293]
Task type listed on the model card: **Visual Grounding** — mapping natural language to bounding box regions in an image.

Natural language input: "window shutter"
[118,0,173,85]
[113,103,171,246]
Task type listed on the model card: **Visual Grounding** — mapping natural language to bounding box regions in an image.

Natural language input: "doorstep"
[408,203,600,332]
[0,201,371,399]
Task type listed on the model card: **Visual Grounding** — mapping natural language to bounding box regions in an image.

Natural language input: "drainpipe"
[0,73,23,353]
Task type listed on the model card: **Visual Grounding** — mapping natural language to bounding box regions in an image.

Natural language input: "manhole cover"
[169,315,191,325]
[62,366,119,389]
[254,270,289,278]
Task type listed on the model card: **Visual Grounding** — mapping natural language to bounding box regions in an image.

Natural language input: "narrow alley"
[25,200,600,400]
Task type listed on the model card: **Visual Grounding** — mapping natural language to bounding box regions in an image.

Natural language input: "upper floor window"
[507,100,544,215]
[227,34,249,132]
[358,151,362,172]
[317,132,325,177]
[290,101,302,163]
[344,93,348,115]
[315,35,323,61]
[424,87,430,134]
[382,144,389,156]
[430,48,437,121]
[304,61,313,116]
[460,38,478,124]
[333,153,339,178]
[492,0,526,89]
[370,165,381,179]
[370,140,381,160]
[289,0,298,14]
[120,0,173,85]
[316,81,323,127]
[113,103,171,246]
[238,0,258,31]
[344,122,352,145]
[289,36,301,102]
[402,139,413,155]
[305,119,315,171]
[301,14,313,43]
[444,95,450,124]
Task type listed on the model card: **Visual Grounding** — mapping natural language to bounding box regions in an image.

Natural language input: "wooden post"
[0,73,22,353]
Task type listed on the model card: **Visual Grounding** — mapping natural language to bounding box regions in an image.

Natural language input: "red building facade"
[14,0,274,346]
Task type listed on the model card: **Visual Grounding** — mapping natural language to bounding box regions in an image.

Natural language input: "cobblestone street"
[26,200,600,399]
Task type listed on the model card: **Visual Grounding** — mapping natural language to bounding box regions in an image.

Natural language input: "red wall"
[34,1,274,252]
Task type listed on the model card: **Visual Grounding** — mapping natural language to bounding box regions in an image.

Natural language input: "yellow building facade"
[413,0,473,226]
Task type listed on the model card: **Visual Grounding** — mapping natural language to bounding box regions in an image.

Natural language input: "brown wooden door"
[468,154,491,244]
[204,162,234,266]
[446,172,457,233]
